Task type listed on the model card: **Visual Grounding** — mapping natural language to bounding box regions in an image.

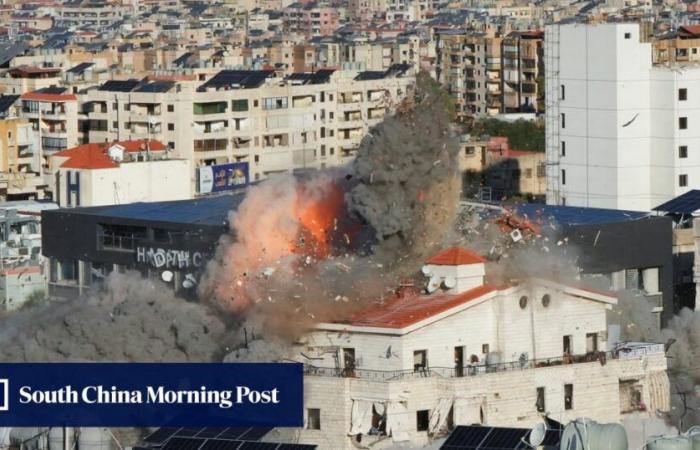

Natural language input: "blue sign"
[0,363,303,427]
[199,162,249,194]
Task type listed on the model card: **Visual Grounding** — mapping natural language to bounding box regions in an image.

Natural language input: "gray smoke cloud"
[201,73,462,342]
[0,272,229,362]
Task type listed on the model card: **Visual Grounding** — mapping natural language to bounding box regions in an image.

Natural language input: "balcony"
[303,344,664,382]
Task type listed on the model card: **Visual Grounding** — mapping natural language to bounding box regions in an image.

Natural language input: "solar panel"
[443,426,491,448]
[652,189,700,214]
[238,428,272,441]
[98,79,141,92]
[237,443,278,450]
[198,70,274,91]
[162,437,206,450]
[134,81,175,93]
[195,428,228,438]
[175,428,206,437]
[200,439,242,450]
[217,428,250,440]
[479,428,529,449]
[276,445,317,450]
[144,427,181,444]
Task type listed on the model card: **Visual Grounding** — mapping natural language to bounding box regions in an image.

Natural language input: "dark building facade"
[42,194,243,298]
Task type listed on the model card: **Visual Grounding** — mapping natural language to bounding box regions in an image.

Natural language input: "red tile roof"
[9,66,60,75]
[425,247,486,265]
[680,25,700,36]
[21,92,77,102]
[53,140,166,170]
[341,284,497,329]
[54,144,117,169]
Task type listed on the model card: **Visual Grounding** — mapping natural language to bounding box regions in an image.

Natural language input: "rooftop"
[53,140,167,170]
[61,192,245,227]
[425,246,486,265]
[514,203,650,226]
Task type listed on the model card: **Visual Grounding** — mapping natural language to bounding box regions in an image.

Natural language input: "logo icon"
[0,379,7,411]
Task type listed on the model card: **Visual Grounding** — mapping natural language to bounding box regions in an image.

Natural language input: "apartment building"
[460,135,546,200]
[0,117,45,200]
[501,30,543,114]
[436,29,543,121]
[55,0,131,28]
[276,247,670,449]
[546,22,700,211]
[1,66,62,95]
[81,66,415,193]
[282,3,340,39]
[19,87,80,172]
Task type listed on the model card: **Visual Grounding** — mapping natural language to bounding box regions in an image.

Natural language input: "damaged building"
[280,247,670,449]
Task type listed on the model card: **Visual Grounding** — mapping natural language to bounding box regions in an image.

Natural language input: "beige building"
[50,139,192,207]
[271,247,670,449]
[81,67,415,193]
[460,135,546,200]
[0,117,45,200]
[436,29,543,121]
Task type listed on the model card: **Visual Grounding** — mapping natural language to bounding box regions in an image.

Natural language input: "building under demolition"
[281,247,670,449]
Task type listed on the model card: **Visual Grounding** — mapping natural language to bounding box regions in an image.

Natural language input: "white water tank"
[78,428,112,450]
[49,428,75,450]
[647,436,692,450]
[560,418,628,450]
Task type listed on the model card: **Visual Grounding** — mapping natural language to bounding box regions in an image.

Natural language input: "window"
[536,387,545,412]
[466,146,475,155]
[168,142,174,149]
[519,296,528,309]
[561,113,566,128]
[253,100,259,108]
[561,169,566,185]
[563,335,572,355]
[482,344,489,354]
[254,155,259,163]
[561,141,566,156]
[232,99,248,112]
[586,333,598,352]
[416,410,430,431]
[167,104,174,112]
[564,384,573,410]
[624,32,631,39]
[413,350,427,371]
[193,102,227,115]
[680,145,688,158]
[680,174,688,187]
[306,408,321,430]
[542,294,551,307]
[112,121,118,129]
[124,104,130,111]
[262,97,288,110]
[112,102,118,110]
[560,84,565,100]
[679,88,688,101]
[680,117,688,129]
[167,123,174,131]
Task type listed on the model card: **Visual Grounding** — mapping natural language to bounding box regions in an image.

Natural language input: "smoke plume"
[0,273,228,362]
[200,73,461,341]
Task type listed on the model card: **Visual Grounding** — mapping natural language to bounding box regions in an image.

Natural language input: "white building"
[272,247,670,449]
[49,139,192,207]
[546,22,700,211]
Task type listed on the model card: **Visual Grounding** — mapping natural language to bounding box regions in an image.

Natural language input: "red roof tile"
[21,92,77,102]
[341,284,497,329]
[53,140,167,170]
[425,247,486,265]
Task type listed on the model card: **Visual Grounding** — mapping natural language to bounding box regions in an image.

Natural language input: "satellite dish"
[161,270,173,282]
[426,275,441,294]
[529,422,546,446]
[421,265,432,276]
[443,276,457,289]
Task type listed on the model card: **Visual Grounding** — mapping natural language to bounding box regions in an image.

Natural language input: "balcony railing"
[303,345,664,382]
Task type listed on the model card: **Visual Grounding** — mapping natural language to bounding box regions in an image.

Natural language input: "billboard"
[198,162,249,194]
